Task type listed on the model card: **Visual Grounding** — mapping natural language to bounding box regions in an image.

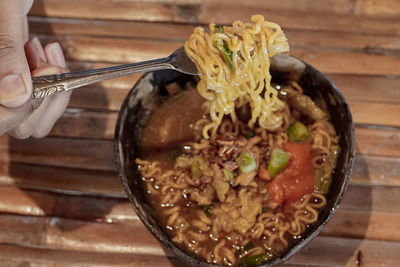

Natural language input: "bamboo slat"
[286,236,400,266]
[351,155,400,186]
[29,17,400,53]
[29,0,400,35]
[68,85,131,111]
[49,109,118,140]
[322,209,400,241]
[349,101,400,127]
[327,74,400,105]
[0,162,123,196]
[0,186,133,222]
[0,214,168,255]
[0,244,185,267]
[355,127,400,158]
[355,0,400,18]
[8,137,116,171]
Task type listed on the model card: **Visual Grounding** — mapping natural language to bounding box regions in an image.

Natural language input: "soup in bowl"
[114,54,355,266]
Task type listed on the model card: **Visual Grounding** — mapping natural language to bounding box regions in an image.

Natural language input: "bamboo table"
[0,0,399,266]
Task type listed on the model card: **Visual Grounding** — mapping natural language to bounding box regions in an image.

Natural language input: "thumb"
[0,1,32,108]
[0,98,42,137]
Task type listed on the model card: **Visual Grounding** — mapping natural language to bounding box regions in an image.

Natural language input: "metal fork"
[31,47,200,99]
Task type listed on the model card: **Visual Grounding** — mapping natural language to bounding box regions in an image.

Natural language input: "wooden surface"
[0,0,399,266]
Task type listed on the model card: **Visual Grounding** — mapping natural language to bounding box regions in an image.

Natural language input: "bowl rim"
[114,55,356,266]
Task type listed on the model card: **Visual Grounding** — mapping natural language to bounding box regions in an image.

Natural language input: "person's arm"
[0,0,71,138]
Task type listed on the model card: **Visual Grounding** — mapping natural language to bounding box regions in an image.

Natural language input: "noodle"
[185,15,289,139]
[135,15,339,266]
[137,115,334,265]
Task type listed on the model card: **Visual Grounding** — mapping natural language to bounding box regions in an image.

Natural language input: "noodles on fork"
[185,15,289,139]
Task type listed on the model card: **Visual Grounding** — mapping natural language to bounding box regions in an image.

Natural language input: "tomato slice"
[268,142,314,205]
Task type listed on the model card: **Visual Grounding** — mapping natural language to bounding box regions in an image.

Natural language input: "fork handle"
[32,56,173,99]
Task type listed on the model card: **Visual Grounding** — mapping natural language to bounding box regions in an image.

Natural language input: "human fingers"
[9,40,69,138]
[31,42,71,138]
[0,98,42,136]
[21,0,34,43]
[8,65,65,139]
[7,39,61,138]
[0,0,34,108]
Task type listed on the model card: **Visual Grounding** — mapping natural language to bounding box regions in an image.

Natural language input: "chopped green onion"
[243,241,254,252]
[191,162,202,179]
[268,149,290,177]
[236,151,257,173]
[287,122,310,143]
[223,169,234,180]
[203,206,212,218]
[242,252,274,266]
[320,178,332,194]
[214,24,224,33]
[315,170,332,194]
[314,171,322,192]
[215,40,236,71]
[245,131,255,139]
[237,50,241,57]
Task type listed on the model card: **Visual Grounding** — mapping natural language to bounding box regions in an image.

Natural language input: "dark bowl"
[114,55,356,266]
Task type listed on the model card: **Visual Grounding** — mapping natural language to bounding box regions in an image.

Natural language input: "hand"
[0,1,71,138]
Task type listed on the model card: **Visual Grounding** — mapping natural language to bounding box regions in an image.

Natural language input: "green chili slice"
[314,171,322,193]
[315,170,332,194]
[203,205,212,218]
[236,151,257,173]
[320,178,332,194]
[243,241,254,252]
[245,131,255,139]
[242,252,274,266]
[268,148,290,177]
[214,24,224,33]
[287,121,310,143]
[215,40,236,71]
[168,149,181,159]
[191,162,202,179]
[223,169,234,180]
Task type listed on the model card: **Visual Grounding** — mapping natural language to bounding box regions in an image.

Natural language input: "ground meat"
[223,161,239,171]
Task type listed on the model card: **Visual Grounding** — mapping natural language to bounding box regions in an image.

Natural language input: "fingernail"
[0,74,29,107]
[46,42,66,68]
[31,37,46,62]
[26,38,47,70]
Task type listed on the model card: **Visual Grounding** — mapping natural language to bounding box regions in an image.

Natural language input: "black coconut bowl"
[114,55,356,266]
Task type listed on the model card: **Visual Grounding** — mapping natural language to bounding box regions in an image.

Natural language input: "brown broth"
[137,86,336,266]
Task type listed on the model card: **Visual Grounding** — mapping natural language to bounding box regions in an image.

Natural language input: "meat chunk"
[233,170,257,186]
[289,94,327,121]
[213,179,230,202]
[190,186,214,205]
[223,161,239,171]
